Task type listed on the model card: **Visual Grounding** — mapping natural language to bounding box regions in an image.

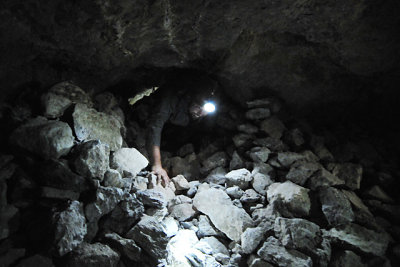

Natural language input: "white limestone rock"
[171,174,190,191]
[225,168,253,189]
[110,148,148,177]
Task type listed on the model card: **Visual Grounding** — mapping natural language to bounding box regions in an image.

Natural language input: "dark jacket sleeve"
[147,92,176,147]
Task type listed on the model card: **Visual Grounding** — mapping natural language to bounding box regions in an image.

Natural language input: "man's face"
[189,103,208,120]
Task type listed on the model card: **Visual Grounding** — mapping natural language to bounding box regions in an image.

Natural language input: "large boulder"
[110,148,148,177]
[72,104,123,151]
[41,81,93,119]
[10,117,74,159]
[73,140,110,181]
[193,187,254,241]
[53,201,87,256]
[267,181,311,217]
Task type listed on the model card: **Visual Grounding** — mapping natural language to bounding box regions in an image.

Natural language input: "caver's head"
[189,87,217,120]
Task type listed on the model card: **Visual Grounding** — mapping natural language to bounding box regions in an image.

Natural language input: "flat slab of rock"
[331,163,362,190]
[308,168,345,190]
[323,223,390,257]
[110,148,148,177]
[319,187,354,226]
[169,203,197,222]
[267,181,311,217]
[73,103,123,151]
[193,188,254,241]
[10,117,74,159]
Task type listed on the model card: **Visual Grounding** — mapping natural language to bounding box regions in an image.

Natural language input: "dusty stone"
[257,236,312,267]
[253,137,288,152]
[40,187,80,200]
[240,189,262,203]
[197,215,222,238]
[53,201,87,256]
[201,151,228,173]
[310,135,335,162]
[274,217,321,254]
[169,203,196,221]
[201,236,229,256]
[65,242,119,267]
[171,174,190,190]
[10,116,74,159]
[308,168,345,190]
[232,133,253,148]
[73,103,123,151]
[229,151,245,170]
[260,116,286,139]
[127,215,178,259]
[136,189,168,208]
[193,187,254,241]
[41,81,93,119]
[94,92,125,124]
[246,108,271,120]
[241,227,267,254]
[267,181,311,217]
[276,152,307,168]
[73,140,110,181]
[319,187,354,226]
[226,186,245,199]
[285,128,305,148]
[103,169,130,189]
[286,161,321,186]
[248,256,274,267]
[205,167,227,185]
[225,168,253,189]
[170,154,200,181]
[249,147,271,163]
[331,163,363,190]
[166,229,199,266]
[323,223,390,257]
[102,232,141,262]
[110,148,148,177]
[342,190,376,228]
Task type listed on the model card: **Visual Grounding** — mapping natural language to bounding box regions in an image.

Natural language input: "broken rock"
[319,187,354,226]
[225,168,253,189]
[110,148,148,177]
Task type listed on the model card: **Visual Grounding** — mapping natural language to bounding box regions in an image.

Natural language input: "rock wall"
[1,0,400,113]
[0,81,399,266]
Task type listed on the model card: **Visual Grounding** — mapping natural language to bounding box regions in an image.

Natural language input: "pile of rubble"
[0,81,399,267]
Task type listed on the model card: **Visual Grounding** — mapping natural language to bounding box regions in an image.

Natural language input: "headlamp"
[203,101,216,113]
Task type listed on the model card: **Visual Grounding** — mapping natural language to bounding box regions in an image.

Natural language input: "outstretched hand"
[152,164,170,186]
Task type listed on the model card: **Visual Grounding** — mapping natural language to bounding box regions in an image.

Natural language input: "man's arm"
[151,145,170,185]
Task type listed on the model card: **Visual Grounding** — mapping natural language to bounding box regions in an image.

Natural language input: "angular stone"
[267,181,311,217]
[229,151,244,170]
[201,236,229,255]
[285,128,305,148]
[274,217,321,253]
[257,237,312,267]
[246,108,271,120]
[37,159,88,192]
[342,190,375,228]
[53,201,87,256]
[310,135,335,162]
[332,163,363,190]
[94,92,125,124]
[169,203,196,221]
[41,81,93,119]
[237,123,259,134]
[166,229,202,266]
[226,186,245,199]
[248,256,274,267]
[73,140,110,181]
[240,189,261,203]
[205,167,227,185]
[110,148,148,177]
[319,187,354,226]
[100,194,144,235]
[170,154,200,181]
[308,167,345,190]
[330,250,365,267]
[241,227,267,254]
[126,215,178,259]
[249,147,271,163]
[286,161,321,186]
[232,133,253,148]
[73,103,123,151]
[136,189,168,208]
[171,174,190,190]
[65,242,119,267]
[103,232,141,262]
[103,169,130,189]
[323,223,390,256]
[201,151,228,173]
[251,163,274,195]
[260,116,286,139]
[253,137,288,152]
[225,168,253,189]
[197,215,222,238]
[85,187,126,223]
[193,188,254,241]
[276,152,307,168]
[10,117,74,159]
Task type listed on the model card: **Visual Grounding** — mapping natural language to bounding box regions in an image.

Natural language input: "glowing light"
[203,102,216,113]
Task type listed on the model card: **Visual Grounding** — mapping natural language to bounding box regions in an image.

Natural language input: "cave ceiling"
[0,0,399,110]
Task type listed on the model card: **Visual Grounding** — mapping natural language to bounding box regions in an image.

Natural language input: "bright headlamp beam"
[203,102,216,113]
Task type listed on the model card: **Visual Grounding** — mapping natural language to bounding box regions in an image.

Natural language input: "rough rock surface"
[110,148,148,177]
[193,187,254,241]
[10,117,74,159]
[73,104,123,151]
[65,242,120,267]
[319,187,354,226]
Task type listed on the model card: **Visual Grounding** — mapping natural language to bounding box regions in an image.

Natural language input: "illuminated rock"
[110,148,148,177]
